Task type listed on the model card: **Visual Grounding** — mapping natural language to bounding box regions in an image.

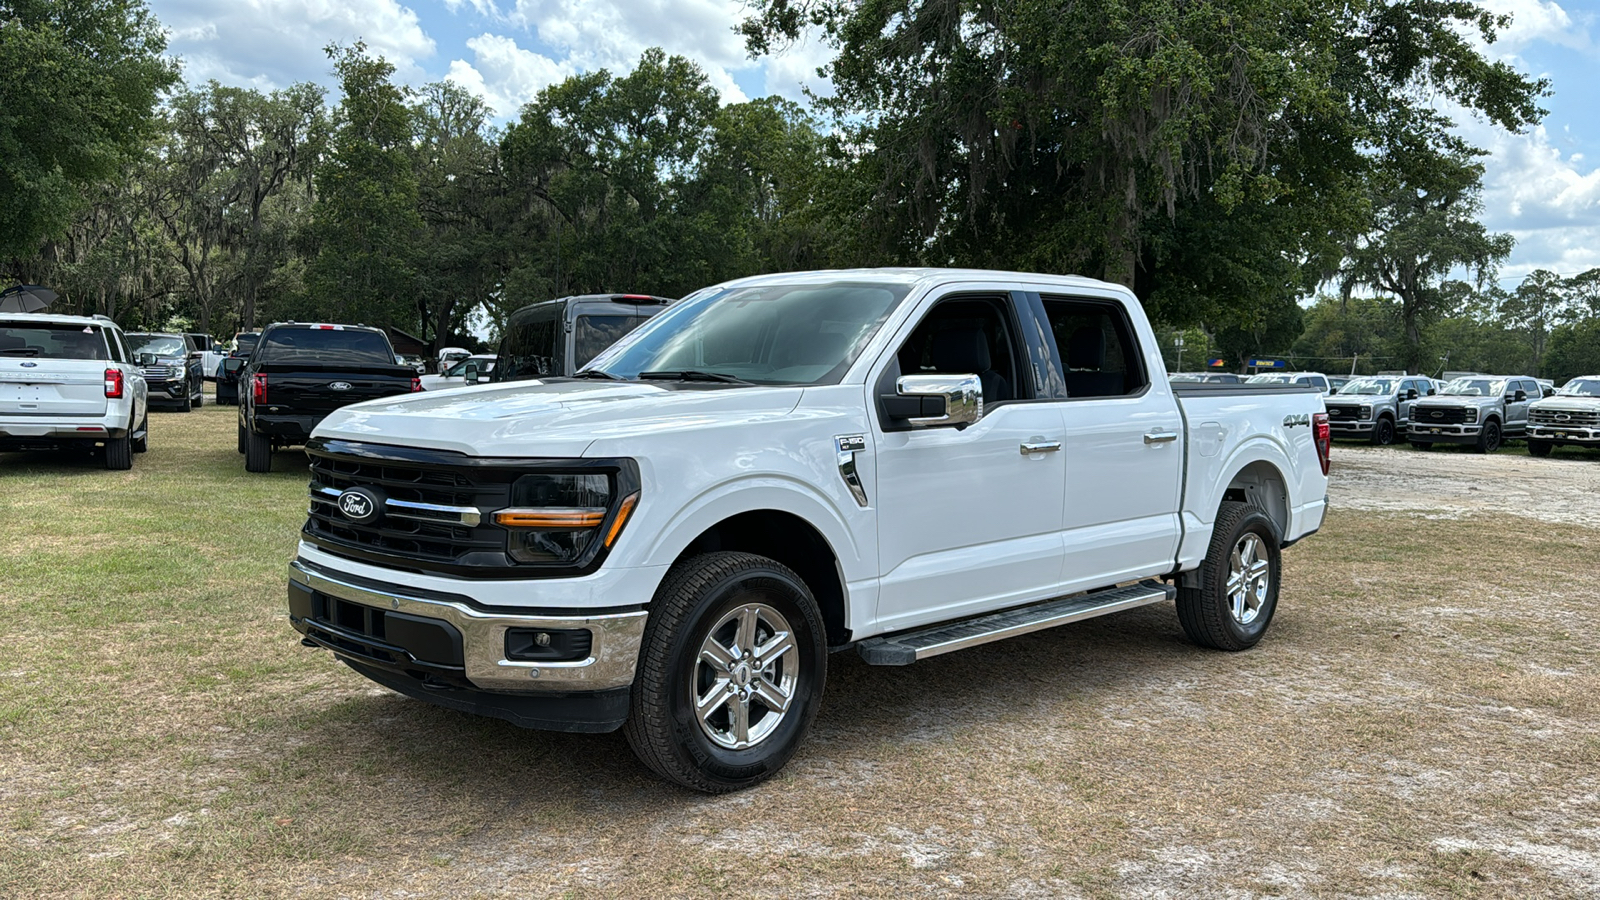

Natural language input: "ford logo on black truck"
[337,487,382,524]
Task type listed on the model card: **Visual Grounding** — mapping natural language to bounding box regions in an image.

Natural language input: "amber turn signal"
[605,493,640,547]
[493,509,606,528]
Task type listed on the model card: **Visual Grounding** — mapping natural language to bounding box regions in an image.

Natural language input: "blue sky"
[147,0,1599,286]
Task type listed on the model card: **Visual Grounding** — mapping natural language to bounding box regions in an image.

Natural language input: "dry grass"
[3,402,1599,897]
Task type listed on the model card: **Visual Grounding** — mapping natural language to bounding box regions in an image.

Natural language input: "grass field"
[3,399,1598,897]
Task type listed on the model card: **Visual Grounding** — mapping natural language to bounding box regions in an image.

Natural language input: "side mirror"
[463,362,481,385]
[1406,389,1419,400]
[1512,390,1527,402]
[135,352,155,366]
[894,374,982,428]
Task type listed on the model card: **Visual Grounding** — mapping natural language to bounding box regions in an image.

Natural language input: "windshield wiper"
[571,369,625,381]
[638,370,752,384]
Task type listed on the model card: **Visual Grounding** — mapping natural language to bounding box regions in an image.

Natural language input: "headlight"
[495,473,639,564]
[1465,408,1478,423]
[1360,406,1372,420]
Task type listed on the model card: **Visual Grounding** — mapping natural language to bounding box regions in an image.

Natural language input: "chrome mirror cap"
[897,373,982,428]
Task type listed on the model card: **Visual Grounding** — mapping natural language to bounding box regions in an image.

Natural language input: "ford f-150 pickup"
[285,269,1331,791]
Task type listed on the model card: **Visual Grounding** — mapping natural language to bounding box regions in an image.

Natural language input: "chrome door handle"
[1144,431,1179,444]
[1020,441,1062,455]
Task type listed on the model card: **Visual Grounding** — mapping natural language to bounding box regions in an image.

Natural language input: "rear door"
[1033,291,1185,591]
[0,322,112,417]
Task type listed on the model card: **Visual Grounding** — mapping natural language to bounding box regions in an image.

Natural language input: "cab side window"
[892,295,1024,406]
[1040,297,1147,398]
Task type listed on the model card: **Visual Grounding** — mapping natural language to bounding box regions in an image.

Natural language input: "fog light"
[505,628,592,662]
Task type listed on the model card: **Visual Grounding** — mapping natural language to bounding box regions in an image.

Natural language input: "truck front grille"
[1414,407,1468,425]
[304,450,515,568]
[1531,407,1600,427]
[1324,403,1360,419]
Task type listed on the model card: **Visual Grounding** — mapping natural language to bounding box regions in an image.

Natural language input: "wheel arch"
[1219,459,1289,543]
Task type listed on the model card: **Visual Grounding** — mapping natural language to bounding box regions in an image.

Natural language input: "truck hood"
[1531,396,1600,412]
[312,379,806,458]
[1410,395,1500,410]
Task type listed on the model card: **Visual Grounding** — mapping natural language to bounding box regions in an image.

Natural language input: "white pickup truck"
[286,269,1330,791]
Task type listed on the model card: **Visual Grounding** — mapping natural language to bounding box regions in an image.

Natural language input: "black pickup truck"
[239,323,419,472]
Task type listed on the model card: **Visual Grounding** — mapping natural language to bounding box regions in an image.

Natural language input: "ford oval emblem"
[20,361,36,367]
[330,381,352,391]
[337,487,382,524]
[1431,411,1442,418]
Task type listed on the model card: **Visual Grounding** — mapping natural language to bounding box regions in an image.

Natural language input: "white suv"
[0,313,149,469]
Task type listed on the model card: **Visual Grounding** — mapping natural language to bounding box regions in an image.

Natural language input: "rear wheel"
[1176,501,1281,651]
[1476,420,1502,454]
[237,422,247,454]
[1371,417,1396,446]
[103,432,133,470]
[1528,439,1553,458]
[624,551,827,793]
[244,427,272,473]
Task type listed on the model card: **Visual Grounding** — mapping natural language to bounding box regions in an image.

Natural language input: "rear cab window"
[1040,297,1148,399]
[573,315,643,370]
[257,327,395,365]
[0,323,112,361]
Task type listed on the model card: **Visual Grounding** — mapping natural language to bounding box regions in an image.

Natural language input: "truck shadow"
[272,603,1235,813]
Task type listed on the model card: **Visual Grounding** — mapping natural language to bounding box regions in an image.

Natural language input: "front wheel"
[1371,417,1396,446]
[193,385,203,408]
[1476,420,1502,454]
[1176,501,1281,651]
[624,551,827,793]
[1528,439,1553,458]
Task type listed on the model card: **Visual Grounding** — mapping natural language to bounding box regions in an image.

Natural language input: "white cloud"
[154,0,436,89]
[444,0,504,20]
[445,34,571,119]
[1478,0,1594,54]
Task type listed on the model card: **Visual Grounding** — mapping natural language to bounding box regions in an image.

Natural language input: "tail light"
[411,376,422,392]
[1313,412,1331,476]
[104,368,124,398]
[252,373,268,404]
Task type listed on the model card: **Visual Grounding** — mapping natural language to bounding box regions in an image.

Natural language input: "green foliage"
[298,44,422,327]
[1543,319,1600,385]
[1290,295,1405,374]
[0,0,178,261]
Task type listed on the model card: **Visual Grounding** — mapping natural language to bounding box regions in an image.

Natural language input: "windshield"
[1245,373,1293,384]
[574,314,643,369]
[1169,374,1202,382]
[0,323,109,360]
[1556,378,1600,397]
[128,334,186,358]
[444,357,496,377]
[257,327,395,364]
[1441,378,1505,397]
[1339,379,1396,395]
[588,281,912,385]
[234,333,260,354]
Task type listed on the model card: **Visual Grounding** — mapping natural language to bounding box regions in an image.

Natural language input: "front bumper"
[1408,422,1481,444]
[288,558,648,726]
[1528,424,1600,444]
[1328,420,1375,436]
[143,377,190,400]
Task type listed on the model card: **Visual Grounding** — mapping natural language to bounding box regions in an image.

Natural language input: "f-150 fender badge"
[1282,413,1312,428]
[835,435,869,507]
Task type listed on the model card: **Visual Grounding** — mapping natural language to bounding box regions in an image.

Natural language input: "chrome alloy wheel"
[1226,533,1272,626]
[693,603,799,750]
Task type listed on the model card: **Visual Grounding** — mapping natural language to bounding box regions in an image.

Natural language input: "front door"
[870,288,1068,633]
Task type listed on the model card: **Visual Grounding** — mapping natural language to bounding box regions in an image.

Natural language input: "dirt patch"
[1329,444,1600,525]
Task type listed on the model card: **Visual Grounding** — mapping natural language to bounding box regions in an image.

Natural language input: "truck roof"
[715,267,1122,294]
[0,312,120,328]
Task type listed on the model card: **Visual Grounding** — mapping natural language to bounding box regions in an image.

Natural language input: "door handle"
[1144,431,1179,444]
[1020,441,1062,455]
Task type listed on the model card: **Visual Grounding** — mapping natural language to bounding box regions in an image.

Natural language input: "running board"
[856,580,1175,666]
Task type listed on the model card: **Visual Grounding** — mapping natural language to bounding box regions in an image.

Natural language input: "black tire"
[1176,501,1281,651]
[1476,419,1501,454]
[1371,417,1396,446]
[103,432,133,470]
[178,390,192,412]
[1410,441,1433,450]
[244,427,272,473]
[193,385,203,408]
[624,551,827,793]
[1528,439,1553,458]
[237,422,247,454]
[131,413,148,453]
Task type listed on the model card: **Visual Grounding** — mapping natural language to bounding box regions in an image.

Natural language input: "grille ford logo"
[330,381,352,391]
[337,487,382,524]
[1430,411,1443,418]
[1556,413,1571,421]
[20,361,36,367]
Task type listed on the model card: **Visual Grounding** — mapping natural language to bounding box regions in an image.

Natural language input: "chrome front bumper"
[288,559,647,692]
[1528,425,1600,443]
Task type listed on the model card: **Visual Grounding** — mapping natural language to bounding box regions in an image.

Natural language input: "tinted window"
[1040,297,1147,398]
[0,324,110,360]
[497,311,560,380]
[234,333,260,355]
[573,315,641,369]
[257,327,395,364]
[894,295,1023,405]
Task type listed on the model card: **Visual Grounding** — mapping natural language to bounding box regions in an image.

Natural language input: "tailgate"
[260,366,414,415]
[0,360,108,417]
